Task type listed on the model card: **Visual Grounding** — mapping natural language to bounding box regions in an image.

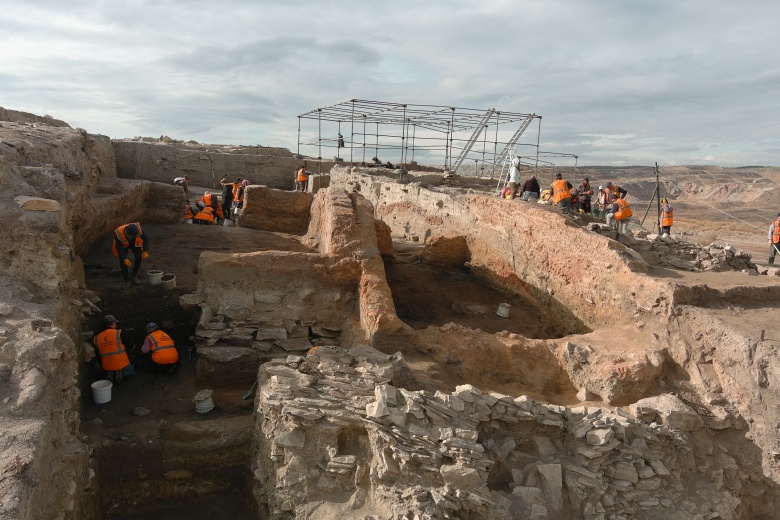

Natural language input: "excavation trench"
[78,223,312,519]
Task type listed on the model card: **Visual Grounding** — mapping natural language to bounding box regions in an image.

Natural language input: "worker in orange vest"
[660,198,674,236]
[195,192,225,223]
[550,172,573,213]
[141,322,180,374]
[768,213,780,265]
[296,165,309,192]
[93,315,134,384]
[606,194,633,234]
[112,223,149,289]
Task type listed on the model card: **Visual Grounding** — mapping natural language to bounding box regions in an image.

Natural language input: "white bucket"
[185,218,193,224]
[147,270,164,285]
[496,303,511,318]
[222,219,234,227]
[194,389,214,413]
[161,273,176,290]
[91,380,113,404]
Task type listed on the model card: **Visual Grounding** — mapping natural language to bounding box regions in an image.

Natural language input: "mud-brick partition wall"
[328,166,675,334]
[113,140,337,191]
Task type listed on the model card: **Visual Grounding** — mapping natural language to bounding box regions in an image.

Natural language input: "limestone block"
[274,430,306,448]
[586,428,614,446]
[439,464,482,489]
[14,196,61,211]
[256,327,288,341]
[276,338,313,351]
[630,394,704,431]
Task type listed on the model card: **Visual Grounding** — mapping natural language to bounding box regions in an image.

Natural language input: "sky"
[2,0,779,167]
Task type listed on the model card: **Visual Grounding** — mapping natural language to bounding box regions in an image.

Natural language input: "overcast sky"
[2,0,779,167]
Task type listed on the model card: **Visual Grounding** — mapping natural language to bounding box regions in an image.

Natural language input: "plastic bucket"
[161,273,176,290]
[496,303,511,318]
[147,270,164,285]
[185,218,193,224]
[91,380,113,404]
[194,389,214,414]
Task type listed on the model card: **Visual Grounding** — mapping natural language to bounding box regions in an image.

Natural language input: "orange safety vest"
[615,198,633,220]
[146,330,178,364]
[184,204,194,219]
[201,193,218,208]
[194,206,216,223]
[112,223,144,256]
[297,168,308,182]
[93,328,130,371]
[197,195,224,218]
[661,205,674,227]
[773,222,780,244]
[551,179,571,204]
[231,182,242,201]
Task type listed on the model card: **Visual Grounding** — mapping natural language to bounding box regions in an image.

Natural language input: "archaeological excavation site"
[3,105,780,520]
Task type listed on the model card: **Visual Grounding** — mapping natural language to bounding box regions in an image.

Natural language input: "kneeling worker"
[93,315,134,384]
[194,192,224,224]
[141,322,179,374]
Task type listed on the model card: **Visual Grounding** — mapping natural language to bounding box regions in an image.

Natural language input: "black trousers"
[119,247,143,281]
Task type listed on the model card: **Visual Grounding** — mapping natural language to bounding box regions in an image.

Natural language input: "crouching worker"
[93,315,134,384]
[194,192,224,224]
[113,222,149,289]
[141,322,179,374]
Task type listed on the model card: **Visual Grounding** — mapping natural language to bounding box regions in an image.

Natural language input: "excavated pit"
[385,261,565,337]
[78,223,312,519]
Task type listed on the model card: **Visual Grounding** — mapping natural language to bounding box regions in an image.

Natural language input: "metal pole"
[641,187,659,228]
[449,107,455,170]
[491,111,500,179]
[411,124,416,164]
[317,109,322,175]
[375,123,379,162]
[297,116,301,156]
[317,109,322,160]
[401,105,407,168]
[362,115,366,164]
[535,116,542,175]
[350,101,354,165]
[655,162,662,232]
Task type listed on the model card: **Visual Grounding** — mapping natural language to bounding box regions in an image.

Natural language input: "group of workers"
[93,315,179,384]
[502,165,675,236]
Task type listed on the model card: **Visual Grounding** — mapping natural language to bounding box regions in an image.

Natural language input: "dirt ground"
[385,261,562,339]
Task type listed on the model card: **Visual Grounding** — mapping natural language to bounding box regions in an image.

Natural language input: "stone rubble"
[590,225,757,273]
[253,345,756,519]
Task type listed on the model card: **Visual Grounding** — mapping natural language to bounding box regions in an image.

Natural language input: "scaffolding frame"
[297,99,546,176]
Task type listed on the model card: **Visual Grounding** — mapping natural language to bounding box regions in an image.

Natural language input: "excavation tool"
[242,380,258,400]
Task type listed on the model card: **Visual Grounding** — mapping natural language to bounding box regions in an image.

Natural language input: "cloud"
[1,0,780,166]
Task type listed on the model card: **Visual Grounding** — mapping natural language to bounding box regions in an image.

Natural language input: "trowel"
[242,380,258,400]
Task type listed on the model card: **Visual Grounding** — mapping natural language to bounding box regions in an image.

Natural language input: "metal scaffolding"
[297,99,547,176]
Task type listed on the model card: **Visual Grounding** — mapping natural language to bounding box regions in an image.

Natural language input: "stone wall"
[252,346,773,519]
[237,186,313,234]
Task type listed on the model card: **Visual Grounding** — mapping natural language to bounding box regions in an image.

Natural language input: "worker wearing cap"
[141,322,179,374]
[112,222,149,289]
[768,214,780,265]
[551,172,573,213]
[93,315,134,384]
[660,198,674,236]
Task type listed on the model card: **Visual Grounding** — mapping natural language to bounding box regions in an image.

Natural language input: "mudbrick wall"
[113,139,338,191]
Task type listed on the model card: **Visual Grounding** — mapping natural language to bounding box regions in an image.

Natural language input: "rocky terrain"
[1,106,780,520]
